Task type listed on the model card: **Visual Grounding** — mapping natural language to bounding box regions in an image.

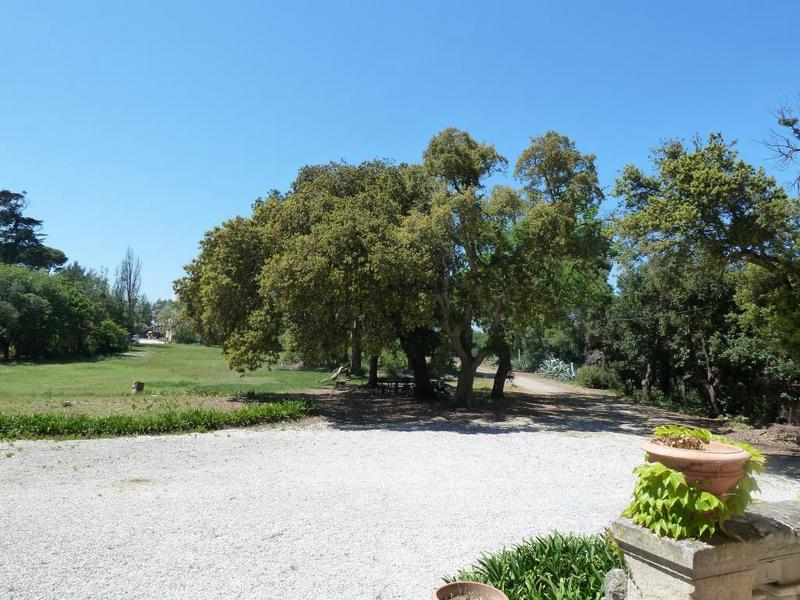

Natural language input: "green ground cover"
[447,532,623,600]
[0,401,310,440]
[0,344,322,437]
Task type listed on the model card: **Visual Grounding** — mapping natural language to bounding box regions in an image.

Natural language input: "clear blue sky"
[2,1,797,300]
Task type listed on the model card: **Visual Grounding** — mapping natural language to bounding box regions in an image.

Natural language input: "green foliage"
[593,246,800,423]
[154,299,202,343]
[446,532,623,600]
[602,134,800,424]
[574,365,620,390]
[0,189,67,270]
[179,129,611,406]
[652,424,711,444]
[418,129,609,404]
[378,342,408,376]
[178,161,436,375]
[623,426,766,540]
[512,318,600,372]
[0,400,310,439]
[89,319,130,354]
[615,134,799,271]
[629,386,709,417]
[623,461,726,540]
[536,357,576,381]
[0,263,131,360]
[423,127,507,191]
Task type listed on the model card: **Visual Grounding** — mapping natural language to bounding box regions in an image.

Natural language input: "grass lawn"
[0,344,323,438]
[0,343,327,415]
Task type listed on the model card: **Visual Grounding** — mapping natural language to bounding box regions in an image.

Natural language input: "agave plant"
[536,356,576,381]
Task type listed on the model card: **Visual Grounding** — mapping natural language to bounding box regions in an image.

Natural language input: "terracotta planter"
[432,581,508,600]
[642,439,750,496]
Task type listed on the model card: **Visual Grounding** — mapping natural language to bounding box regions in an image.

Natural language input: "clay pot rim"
[433,581,509,600]
[641,439,750,463]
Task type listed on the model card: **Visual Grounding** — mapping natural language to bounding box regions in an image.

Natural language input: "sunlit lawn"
[0,344,328,416]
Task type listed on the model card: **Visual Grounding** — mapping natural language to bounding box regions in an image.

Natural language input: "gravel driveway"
[2,388,799,599]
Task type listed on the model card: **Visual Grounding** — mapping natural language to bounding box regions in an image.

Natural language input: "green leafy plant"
[536,356,576,382]
[623,426,766,540]
[651,424,710,449]
[623,462,726,539]
[0,400,310,440]
[446,532,623,600]
[574,365,620,390]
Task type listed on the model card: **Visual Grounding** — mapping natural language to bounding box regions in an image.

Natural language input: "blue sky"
[2,1,797,300]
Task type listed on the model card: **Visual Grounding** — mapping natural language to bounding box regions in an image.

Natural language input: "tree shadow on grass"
[231,390,325,405]
[2,346,151,367]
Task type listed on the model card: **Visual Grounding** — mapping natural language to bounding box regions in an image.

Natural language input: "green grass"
[0,344,324,438]
[0,343,328,414]
[446,532,623,600]
[0,400,310,439]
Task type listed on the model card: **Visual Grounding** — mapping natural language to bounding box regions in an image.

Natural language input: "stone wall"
[607,501,800,600]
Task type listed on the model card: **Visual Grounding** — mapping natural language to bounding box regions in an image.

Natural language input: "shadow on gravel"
[763,454,800,480]
[235,383,800,481]
[312,388,720,438]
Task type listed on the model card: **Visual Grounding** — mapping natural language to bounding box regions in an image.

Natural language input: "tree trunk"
[454,358,480,407]
[367,355,379,387]
[1,339,9,361]
[491,341,512,399]
[642,360,653,402]
[406,347,433,399]
[700,336,722,417]
[400,335,434,399]
[446,322,490,408]
[351,325,363,376]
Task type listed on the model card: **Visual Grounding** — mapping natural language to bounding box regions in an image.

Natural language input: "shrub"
[0,400,311,439]
[574,365,619,390]
[536,356,576,381]
[447,532,623,600]
[379,343,408,376]
[90,319,130,354]
[630,388,709,416]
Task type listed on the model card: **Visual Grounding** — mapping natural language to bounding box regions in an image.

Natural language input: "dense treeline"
[595,135,799,423]
[0,190,160,360]
[0,263,129,359]
[519,134,799,423]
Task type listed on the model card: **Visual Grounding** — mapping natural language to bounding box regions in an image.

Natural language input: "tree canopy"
[179,129,609,405]
[0,190,67,271]
[177,125,800,422]
[596,134,800,421]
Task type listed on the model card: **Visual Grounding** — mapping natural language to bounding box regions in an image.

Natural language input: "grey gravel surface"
[1,420,798,600]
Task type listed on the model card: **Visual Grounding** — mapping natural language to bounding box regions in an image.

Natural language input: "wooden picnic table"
[376,377,415,397]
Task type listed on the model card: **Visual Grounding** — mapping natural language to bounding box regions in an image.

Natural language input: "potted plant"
[432,581,509,600]
[641,425,751,495]
[623,425,765,540]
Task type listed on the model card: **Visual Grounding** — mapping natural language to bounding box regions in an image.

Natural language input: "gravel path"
[2,392,799,599]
